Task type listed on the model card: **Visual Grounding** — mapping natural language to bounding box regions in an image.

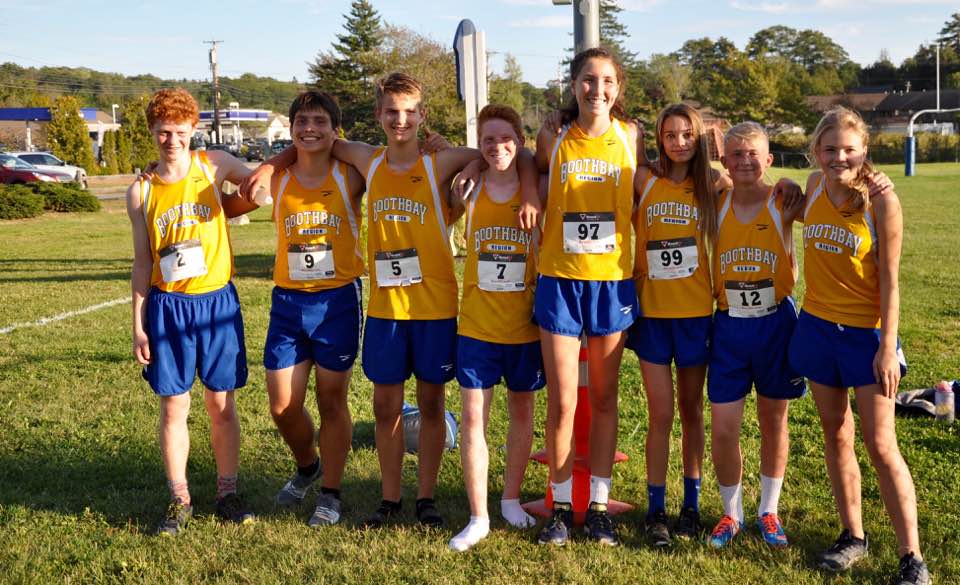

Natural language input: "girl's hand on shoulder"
[872,346,902,398]
[866,171,894,200]
[774,178,805,217]
[543,110,564,136]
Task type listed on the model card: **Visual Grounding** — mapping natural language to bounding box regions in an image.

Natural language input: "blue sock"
[683,476,701,512]
[647,484,666,516]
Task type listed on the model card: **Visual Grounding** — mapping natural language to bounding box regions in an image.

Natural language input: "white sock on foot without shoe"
[500,498,535,528]
[449,516,490,551]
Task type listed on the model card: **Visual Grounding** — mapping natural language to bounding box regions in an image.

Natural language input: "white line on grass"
[0,297,129,335]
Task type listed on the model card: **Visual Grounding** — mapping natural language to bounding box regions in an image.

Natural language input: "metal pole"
[573,0,600,54]
[936,43,941,111]
[205,40,223,144]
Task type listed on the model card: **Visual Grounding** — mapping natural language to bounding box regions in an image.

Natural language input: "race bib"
[646,237,698,280]
[562,212,616,254]
[477,252,526,292]
[375,248,423,287]
[725,279,777,318]
[287,243,335,281]
[159,239,207,283]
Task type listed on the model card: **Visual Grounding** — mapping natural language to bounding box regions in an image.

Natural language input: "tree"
[939,12,960,53]
[309,0,385,143]
[116,126,132,174]
[101,130,119,175]
[120,95,157,172]
[489,54,525,114]
[46,95,96,173]
[599,0,638,68]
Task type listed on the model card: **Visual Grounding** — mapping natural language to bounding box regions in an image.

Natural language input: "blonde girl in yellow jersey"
[523,47,643,547]
[448,105,544,552]
[126,88,258,535]
[262,91,366,528]
[626,103,727,545]
[704,123,806,550]
[788,108,930,584]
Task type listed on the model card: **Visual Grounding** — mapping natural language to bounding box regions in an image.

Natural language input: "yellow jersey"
[713,188,796,316]
[459,178,539,344]
[634,175,713,318]
[271,162,364,291]
[540,119,636,280]
[142,151,234,294]
[365,149,457,320]
[800,176,881,328]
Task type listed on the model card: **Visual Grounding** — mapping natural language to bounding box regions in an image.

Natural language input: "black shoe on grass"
[818,529,869,572]
[645,510,672,547]
[362,499,402,529]
[415,498,444,529]
[892,553,931,585]
[156,499,193,537]
[584,502,619,547]
[537,502,573,546]
[215,493,255,525]
[674,506,703,540]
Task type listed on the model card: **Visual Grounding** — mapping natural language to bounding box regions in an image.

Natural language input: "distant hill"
[0,62,305,113]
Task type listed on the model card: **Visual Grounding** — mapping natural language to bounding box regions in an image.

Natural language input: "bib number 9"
[288,243,335,281]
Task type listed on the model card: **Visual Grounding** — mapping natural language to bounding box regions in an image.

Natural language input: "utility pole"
[205,40,223,143]
[552,0,600,54]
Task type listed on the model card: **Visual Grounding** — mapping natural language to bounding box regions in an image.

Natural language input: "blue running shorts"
[456,335,545,392]
[534,275,638,337]
[264,280,363,372]
[708,298,805,404]
[788,309,907,389]
[362,317,457,385]
[626,315,712,368]
[144,282,248,396]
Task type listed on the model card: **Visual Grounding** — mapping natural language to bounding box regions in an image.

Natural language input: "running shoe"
[645,510,671,547]
[893,553,932,585]
[757,512,788,548]
[415,498,445,529]
[215,493,255,525]
[708,514,743,548]
[818,529,869,571]
[156,499,192,537]
[675,506,703,539]
[308,493,342,527]
[584,502,619,547]
[362,500,401,529]
[275,463,322,507]
[537,502,573,546]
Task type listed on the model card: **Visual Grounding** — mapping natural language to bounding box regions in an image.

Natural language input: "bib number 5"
[375,248,423,287]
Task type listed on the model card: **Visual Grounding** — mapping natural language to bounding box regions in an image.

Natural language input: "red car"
[0,153,65,184]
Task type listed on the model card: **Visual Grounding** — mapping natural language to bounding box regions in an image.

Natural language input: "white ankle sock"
[500,498,535,528]
[758,474,784,517]
[448,516,490,551]
[589,475,611,505]
[551,477,573,504]
[719,483,743,524]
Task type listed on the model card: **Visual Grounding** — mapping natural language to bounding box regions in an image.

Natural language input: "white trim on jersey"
[611,119,636,169]
[864,207,879,261]
[352,277,363,347]
[717,188,733,225]
[194,153,222,207]
[546,124,571,232]
[274,171,292,224]
[331,162,363,262]
[465,176,483,238]
[804,175,824,220]
[422,154,449,242]
[637,175,658,210]
[766,187,789,253]
[365,150,387,192]
[140,179,151,227]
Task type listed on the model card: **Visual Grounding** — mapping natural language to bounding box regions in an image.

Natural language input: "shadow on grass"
[0,271,130,283]
[234,253,274,280]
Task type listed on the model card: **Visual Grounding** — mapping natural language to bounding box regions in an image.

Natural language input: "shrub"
[0,185,45,219]
[31,182,101,212]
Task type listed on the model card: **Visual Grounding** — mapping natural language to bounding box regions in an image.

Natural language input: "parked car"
[270,139,292,155]
[0,153,69,184]
[242,142,265,162]
[10,151,87,188]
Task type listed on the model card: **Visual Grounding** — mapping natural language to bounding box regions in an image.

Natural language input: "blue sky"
[0,0,955,91]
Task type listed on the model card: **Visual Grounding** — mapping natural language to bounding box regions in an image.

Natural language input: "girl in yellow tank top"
[141,151,234,294]
[788,107,926,581]
[531,48,643,547]
[365,148,458,320]
[272,161,364,291]
[626,104,727,539]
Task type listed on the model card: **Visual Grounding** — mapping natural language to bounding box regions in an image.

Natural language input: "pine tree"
[599,0,638,68]
[101,130,119,175]
[309,0,385,143]
[121,96,157,172]
[939,13,960,53]
[46,95,96,174]
[116,127,133,174]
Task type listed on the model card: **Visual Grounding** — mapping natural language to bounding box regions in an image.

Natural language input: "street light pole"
[111,104,119,126]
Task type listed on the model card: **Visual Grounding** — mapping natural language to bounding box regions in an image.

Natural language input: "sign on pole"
[454,19,488,149]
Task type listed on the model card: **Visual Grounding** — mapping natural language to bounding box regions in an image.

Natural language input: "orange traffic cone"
[523,337,632,525]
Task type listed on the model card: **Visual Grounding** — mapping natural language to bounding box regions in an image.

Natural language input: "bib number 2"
[159,239,207,283]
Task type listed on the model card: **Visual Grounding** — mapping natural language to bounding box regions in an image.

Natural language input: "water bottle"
[934,380,955,424]
[253,185,273,206]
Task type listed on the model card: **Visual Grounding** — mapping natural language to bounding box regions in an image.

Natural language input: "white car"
[11,151,87,188]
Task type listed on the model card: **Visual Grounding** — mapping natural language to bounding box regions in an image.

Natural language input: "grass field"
[0,163,958,584]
